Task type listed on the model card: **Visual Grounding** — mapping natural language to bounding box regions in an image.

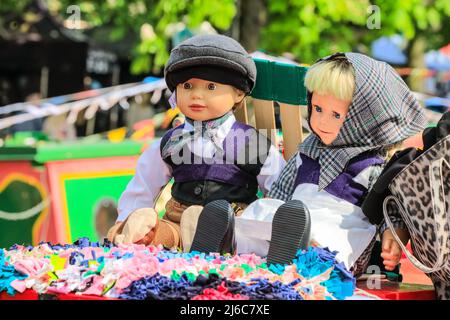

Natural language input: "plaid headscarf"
[300,52,427,190]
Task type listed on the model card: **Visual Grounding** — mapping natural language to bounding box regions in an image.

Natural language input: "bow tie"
[161,111,233,159]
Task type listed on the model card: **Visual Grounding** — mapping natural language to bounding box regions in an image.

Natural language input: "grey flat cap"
[164,34,257,94]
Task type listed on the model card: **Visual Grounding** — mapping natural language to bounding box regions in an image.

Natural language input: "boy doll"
[107,34,286,253]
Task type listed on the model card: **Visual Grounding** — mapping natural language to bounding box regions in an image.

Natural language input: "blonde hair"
[305,56,356,102]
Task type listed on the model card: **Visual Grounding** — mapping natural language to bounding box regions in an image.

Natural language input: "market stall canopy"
[371,35,408,66]
[425,45,450,71]
[425,96,450,113]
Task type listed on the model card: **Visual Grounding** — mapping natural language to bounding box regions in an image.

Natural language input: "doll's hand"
[380,229,409,271]
[107,222,123,243]
[108,208,158,245]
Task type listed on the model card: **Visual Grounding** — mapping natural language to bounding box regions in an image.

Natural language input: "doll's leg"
[180,205,204,252]
[111,207,180,248]
[234,198,284,256]
[190,200,235,254]
[267,199,311,266]
[183,202,251,254]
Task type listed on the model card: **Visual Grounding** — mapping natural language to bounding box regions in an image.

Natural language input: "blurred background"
[0,0,449,248]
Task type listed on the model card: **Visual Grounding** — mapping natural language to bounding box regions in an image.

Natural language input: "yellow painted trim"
[0,173,49,246]
[60,169,135,181]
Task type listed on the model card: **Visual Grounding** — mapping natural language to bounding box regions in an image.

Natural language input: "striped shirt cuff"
[379,218,407,235]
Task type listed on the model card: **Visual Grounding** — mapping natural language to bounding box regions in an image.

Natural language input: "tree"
[2,0,449,83]
[260,0,372,63]
[261,0,449,62]
[370,0,450,91]
[1,0,237,75]
[259,0,449,91]
[231,0,267,52]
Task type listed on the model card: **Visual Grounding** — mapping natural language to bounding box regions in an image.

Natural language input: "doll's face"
[310,92,351,145]
[176,78,245,121]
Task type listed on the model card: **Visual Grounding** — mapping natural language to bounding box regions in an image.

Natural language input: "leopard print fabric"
[431,274,450,300]
[387,136,450,299]
[351,236,377,277]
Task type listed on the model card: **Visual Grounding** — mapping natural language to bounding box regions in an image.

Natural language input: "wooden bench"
[235,58,308,161]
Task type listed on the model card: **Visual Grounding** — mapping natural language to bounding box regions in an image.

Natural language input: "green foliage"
[1,0,448,73]
[261,0,450,64]
[0,0,30,14]
[62,0,235,73]
[1,0,235,74]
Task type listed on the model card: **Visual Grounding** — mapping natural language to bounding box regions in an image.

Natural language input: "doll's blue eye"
[333,112,341,119]
[314,105,322,112]
[183,82,192,89]
[208,83,216,90]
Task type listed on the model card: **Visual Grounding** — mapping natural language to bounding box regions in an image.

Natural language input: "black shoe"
[267,199,311,266]
[190,200,236,255]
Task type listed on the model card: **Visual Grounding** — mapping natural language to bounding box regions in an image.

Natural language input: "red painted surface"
[356,242,435,300]
[0,290,39,300]
[358,281,435,300]
[0,290,117,300]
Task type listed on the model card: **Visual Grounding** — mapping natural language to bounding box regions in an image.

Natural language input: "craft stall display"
[0,238,371,300]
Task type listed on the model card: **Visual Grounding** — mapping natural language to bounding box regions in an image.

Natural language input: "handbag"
[383,135,450,280]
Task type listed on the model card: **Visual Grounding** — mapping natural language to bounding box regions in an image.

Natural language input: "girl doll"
[234,52,427,277]
[107,34,286,254]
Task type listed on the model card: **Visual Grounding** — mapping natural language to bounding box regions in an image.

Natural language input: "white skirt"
[235,184,377,269]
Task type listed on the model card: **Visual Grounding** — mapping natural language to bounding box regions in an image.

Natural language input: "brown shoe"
[148,219,181,249]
